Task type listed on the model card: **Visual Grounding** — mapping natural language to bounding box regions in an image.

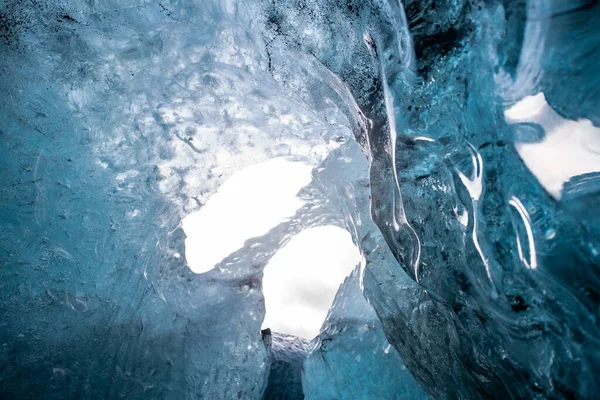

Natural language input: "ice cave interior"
[0,0,599,399]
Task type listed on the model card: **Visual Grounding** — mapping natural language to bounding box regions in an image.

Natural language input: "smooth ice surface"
[262,226,362,339]
[1,0,599,399]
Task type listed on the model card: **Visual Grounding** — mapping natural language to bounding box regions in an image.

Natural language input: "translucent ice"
[1,0,599,399]
[304,267,428,400]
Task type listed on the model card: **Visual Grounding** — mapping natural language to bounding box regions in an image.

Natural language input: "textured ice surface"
[183,159,313,273]
[1,0,599,399]
[262,330,308,400]
[304,267,428,400]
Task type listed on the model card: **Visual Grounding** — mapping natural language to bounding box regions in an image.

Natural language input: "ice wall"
[1,0,599,399]
[262,330,307,400]
[304,267,428,400]
[260,0,600,398]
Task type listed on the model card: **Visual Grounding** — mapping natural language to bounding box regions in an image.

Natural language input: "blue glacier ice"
[262,330,307,400]
[1,0,599,399]
[304,267,428,400]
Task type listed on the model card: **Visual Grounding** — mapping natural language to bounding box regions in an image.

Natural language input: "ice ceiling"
[0,0,599,399]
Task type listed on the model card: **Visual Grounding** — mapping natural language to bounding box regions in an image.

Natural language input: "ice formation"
[1,0,599,399]
[182,158,313,274]
[303,267,428,400]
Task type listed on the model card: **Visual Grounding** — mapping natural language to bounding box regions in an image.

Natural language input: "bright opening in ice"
[505,93,600,199]
[262,226,362,339]
[182,158,313,274]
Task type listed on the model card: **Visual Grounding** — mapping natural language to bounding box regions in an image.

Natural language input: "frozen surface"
[262,331,308,400]
[304,267,428,400]
[1,0,599,399]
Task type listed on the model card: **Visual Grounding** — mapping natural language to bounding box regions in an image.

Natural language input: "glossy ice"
[1,0,598,399]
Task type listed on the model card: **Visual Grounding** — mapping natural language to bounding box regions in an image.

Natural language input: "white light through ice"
[262,226,362,339]
[504,92,600,200]
[182,158,362,340]
[182,158,312,274]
